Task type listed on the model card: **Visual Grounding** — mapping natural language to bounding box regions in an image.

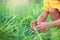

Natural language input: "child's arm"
[37,11,49,24]
[48,19,60,27]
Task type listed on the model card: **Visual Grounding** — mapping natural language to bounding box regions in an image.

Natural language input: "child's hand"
[36,22,50,32]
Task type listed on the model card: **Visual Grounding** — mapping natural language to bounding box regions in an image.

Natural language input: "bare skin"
[30,7,60,32]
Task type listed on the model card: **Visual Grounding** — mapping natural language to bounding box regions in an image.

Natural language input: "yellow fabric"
[42,0,60,11]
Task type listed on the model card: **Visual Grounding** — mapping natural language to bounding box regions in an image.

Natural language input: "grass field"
[0,0,60,40]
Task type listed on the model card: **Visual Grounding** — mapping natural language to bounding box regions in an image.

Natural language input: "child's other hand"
[36,22,50,32]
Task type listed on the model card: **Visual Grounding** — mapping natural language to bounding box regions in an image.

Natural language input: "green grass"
[0,0,60,40]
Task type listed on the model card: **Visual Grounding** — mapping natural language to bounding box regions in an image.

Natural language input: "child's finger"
[36,25,41,31]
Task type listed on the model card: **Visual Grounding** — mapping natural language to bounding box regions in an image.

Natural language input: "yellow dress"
[42,0,60,11]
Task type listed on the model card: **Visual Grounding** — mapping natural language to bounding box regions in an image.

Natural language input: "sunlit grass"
[0,0,60,40]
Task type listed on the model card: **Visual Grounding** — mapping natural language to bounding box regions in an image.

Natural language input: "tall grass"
[0,0,60,40]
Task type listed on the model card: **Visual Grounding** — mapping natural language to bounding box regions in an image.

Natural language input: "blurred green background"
[0,0,60,40]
